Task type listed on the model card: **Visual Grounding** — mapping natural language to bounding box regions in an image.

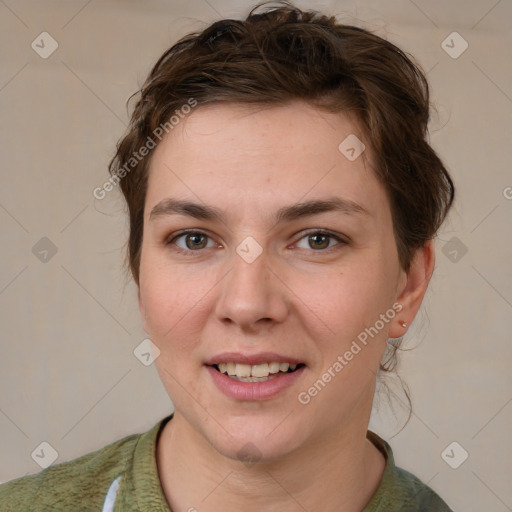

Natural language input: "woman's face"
[138,101,415,461]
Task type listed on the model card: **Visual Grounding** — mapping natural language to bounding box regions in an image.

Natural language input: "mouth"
[210,362,306,383]
[204,354,307,401]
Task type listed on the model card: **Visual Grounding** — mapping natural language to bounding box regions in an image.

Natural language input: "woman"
[0,1,454,510]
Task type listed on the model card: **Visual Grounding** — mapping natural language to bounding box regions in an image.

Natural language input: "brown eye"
[295,230,345,252]
[184,233,209,250]
[308,233,330,250]
[169,231,215,253]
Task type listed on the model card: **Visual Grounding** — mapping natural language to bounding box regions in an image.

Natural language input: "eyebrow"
[149,197,369,224]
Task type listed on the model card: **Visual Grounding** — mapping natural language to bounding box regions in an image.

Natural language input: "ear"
[388,239,435,338]
[138,285,149,333]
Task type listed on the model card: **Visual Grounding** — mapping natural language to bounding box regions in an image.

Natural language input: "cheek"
[290,263,398,382]
[139,260,211,351]
[294,259,396,332]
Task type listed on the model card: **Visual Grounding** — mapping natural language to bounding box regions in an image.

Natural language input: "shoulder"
[0,431,141,512]
[365,431,453,512]
[392,466,453,511]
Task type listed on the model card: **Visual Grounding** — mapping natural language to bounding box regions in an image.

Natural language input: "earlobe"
[138,286,149,333]
[389,240,435,338]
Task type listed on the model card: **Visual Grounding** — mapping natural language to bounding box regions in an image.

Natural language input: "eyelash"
[165,229,348,256]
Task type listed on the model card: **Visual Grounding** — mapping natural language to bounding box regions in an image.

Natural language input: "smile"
[214,362,302,381]
[206,360,306,401]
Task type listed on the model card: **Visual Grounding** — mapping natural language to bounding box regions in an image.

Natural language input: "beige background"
[1,0,511,509]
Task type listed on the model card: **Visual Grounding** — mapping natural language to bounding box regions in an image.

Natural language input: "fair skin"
[138,101,434,512]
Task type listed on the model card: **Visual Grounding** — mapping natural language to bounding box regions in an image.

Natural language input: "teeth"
[235,363,251,378]
[251,363,269,378]
[216,361,300,379]
[268,362,280,374]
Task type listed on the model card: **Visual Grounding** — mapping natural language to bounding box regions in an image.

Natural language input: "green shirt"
[0,414,452,511]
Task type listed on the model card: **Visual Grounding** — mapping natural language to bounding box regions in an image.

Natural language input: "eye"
[167,230,217,253]
[294,230,346,251]
[165,229,346,255]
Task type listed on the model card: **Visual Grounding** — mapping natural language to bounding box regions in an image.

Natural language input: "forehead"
[144,101,388,222]
[163,100,364,158]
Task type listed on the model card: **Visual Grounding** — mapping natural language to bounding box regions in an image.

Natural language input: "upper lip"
[204,352,305,366]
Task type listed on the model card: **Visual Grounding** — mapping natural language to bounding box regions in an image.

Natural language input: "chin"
[202,411,309,464]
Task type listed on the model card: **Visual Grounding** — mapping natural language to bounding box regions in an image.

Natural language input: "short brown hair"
[109,0,454,300]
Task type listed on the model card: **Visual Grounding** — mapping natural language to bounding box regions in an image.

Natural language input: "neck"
[156,410,386,512]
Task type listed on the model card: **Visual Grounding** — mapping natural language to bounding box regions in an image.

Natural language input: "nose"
[214,248,289,332]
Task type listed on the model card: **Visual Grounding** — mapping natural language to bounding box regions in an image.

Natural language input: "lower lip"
[206,365,305,401]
